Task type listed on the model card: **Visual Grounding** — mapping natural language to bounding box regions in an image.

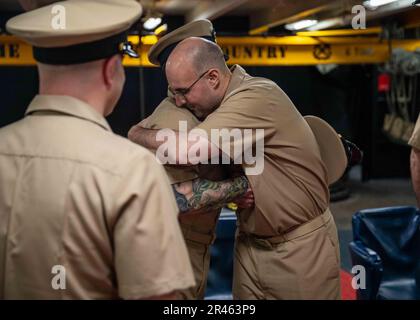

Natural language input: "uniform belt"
[240,208,332,248]
[181,226,216,245]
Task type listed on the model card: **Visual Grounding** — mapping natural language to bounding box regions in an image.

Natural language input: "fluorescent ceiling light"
[285,19,318,31]
[363,0,398,9]
[413,0,420,6]
[143,17,162,30]
[306,18,344,31]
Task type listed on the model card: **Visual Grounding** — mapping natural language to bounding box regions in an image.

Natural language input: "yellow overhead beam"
[138,35,157,45]
[217,36,381,45]
[220,40,420,66]
[135,35,382,47]
[139,35,386,46]
[0,36,33,66]
[1,35,420,67]
[296,27,383,37]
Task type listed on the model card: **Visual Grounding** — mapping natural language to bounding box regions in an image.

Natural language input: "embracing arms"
[172,176,253,214]
[128,121,254,214]
[128,124,219,165]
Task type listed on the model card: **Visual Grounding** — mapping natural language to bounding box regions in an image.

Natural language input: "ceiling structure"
[0,0,419,34]
[1,1,420,68]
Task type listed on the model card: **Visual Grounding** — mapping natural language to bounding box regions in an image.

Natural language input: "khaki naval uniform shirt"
[144,97,223,239]
[145,98,225,299]
[197,65,330,237]
[0,95,194,299]
[145,97,200,184]
[409,115,420,149]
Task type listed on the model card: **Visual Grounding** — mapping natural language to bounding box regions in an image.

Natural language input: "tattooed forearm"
[172,176,249,214]
[189,176,249,211]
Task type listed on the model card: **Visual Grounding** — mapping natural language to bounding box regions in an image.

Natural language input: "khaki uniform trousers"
[233,209,341,300]
[179,228,215,299]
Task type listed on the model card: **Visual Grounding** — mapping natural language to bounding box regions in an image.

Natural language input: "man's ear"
[207,69,220,88]
[102,54,120,88]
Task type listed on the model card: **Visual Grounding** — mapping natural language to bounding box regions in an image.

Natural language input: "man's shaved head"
[164,37,231,119]
[166,37,228,77]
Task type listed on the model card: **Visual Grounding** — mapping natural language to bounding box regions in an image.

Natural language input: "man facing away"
[0,0,195,299]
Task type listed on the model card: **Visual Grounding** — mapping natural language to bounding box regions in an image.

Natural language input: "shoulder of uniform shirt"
[148,99,200,127]
[154,97,196,117]
[158,104,199,120]
[110,136,170,185]
[106,131,157,159]
[244,74,280,90]
[86,132,164,179]
[0,117,35,145]
[0,118,160,179]
[225,74,285,102]
[150,98,178,115]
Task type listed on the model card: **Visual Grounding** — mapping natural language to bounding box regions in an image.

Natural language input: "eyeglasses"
[169,69,210,99]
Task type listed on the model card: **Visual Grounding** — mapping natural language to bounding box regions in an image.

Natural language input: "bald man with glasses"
[129,20,253,300]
